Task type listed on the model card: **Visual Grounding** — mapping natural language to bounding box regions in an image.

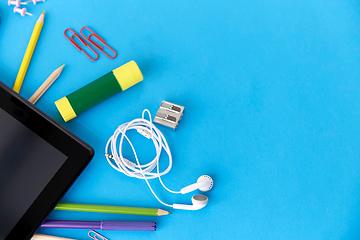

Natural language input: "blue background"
[1,0,360,239]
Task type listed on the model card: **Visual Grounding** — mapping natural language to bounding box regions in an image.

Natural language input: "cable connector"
[153,101,184,131]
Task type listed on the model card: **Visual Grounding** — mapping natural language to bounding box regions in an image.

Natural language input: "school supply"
[41,220,156,231]
[54,203,171,216]
[29,64,65,104]
[105,108,214,211]
[8,0,28,7]
[80,27,117,59]
[26,0,45,5]
[8,0,44,17]
[64,28,99,61]
[13,6,32,16]
[153,101,184,130]
[13,11,44,93]
[64,27,117,61]
[31,234,76,240]
[55,60,143,122]
[88,231,108,240]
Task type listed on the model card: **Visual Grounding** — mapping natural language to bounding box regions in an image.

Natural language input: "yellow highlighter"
[13,11,45,93]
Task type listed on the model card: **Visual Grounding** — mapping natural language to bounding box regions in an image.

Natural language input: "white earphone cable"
[105,109,181,207]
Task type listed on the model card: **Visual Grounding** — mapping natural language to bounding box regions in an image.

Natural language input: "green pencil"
[54,203,171,216]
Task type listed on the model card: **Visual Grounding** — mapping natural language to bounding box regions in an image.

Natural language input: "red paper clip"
[80,27,117,59]
[88,230,108,240]
[64,28,99,61]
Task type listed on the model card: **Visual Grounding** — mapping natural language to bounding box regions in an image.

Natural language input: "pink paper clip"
[80,27,117,59]
[64,28,99,61]
[88,230,108,240]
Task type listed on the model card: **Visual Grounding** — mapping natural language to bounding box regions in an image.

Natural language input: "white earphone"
[105,110,214,211]
[180,175,214,194]
[173,175,213,210]
[173,194,209,210]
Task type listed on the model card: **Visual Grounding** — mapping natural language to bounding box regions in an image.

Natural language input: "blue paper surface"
[1,0,360,239]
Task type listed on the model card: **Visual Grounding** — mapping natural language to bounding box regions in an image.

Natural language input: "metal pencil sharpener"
[153,101,185,131]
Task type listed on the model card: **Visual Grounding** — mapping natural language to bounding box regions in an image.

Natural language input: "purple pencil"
[41,220,156,231]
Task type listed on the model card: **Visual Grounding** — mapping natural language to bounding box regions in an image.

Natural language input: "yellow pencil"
[13,11,45,93]
[29,64,65,104]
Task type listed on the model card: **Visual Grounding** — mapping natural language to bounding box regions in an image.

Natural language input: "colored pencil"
[41,220,156,231]
[55,203,171,216]
[31,233,75,240]
[29,64,65,104]
[13,11,45,93]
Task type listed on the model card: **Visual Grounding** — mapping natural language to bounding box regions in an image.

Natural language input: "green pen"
[54,203,171,216]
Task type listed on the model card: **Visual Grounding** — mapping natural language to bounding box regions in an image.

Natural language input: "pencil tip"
[61,64,65,68]
[157,209,172,216]
[37,10,45,22]
[168,212,172,214]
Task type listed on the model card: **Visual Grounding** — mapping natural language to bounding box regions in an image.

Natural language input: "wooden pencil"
[29,64,65,104]
[31,233,76,240]
[13,11,45,93]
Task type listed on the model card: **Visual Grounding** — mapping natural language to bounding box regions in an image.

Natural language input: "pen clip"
[88,230,108,240]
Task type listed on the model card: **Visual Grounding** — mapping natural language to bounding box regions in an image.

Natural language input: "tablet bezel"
[0,81,94,240]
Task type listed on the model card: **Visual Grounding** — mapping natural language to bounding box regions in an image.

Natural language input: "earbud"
[180,175,213,194]
[173,194,208,210]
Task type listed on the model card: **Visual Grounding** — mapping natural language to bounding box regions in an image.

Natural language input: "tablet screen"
[0,108,67,239]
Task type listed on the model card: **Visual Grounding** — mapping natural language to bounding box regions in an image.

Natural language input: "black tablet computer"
[0,81,94,240]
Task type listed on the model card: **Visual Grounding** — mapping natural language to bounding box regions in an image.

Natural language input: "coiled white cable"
[105,109,181,207]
